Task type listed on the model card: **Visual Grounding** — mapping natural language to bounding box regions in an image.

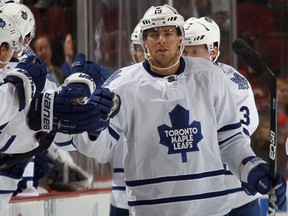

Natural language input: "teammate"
[130,23,145,64]
[0,1,45,197]
[109,22,145,216]
[1,2,97,195]
[26,4,286,215]
[0,12,49,208]
[183,16,261,215]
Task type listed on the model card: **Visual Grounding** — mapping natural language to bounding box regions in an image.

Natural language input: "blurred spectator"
[252,82,270,111]
[61,33,75,78]
[33,35,66,85]
[277,78,288,145]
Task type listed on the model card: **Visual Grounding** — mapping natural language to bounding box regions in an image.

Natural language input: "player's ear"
[212,47,218,58]
[178,36,183,46]
[143,41,148,49]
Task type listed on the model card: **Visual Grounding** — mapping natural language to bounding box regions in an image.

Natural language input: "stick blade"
[232,38,274,78]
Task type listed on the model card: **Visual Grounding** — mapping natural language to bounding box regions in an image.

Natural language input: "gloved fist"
[240,156,287,210]
[89,88,120,121]
[28,87,117,134]
[70,53,106,88]
[4,55,47,111]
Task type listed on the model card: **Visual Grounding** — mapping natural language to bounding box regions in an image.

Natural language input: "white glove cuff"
[6,69,36,107]
[63,73,96,94]
[240,157,267,183]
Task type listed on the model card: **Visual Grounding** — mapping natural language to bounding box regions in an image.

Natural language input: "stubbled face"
[144,26,182,68]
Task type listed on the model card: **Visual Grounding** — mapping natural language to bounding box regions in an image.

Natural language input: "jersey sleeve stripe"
[218,122,241,132]
[218,132,242,146]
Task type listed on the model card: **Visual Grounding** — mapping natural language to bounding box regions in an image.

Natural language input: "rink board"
[0,186,288,216]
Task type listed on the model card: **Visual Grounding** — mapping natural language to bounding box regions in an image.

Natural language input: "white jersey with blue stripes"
[0,56,58,207]
[217,62,260,209]
[70,57,256,216]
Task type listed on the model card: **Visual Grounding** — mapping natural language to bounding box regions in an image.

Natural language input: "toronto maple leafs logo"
[230,73,249,90]
[21,11,28,20]
[154,8,162,14]
[0,18,6,28]
[204,16,212,23]
[158,104,203,163]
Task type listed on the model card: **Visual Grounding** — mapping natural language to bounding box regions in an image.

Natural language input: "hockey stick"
[232,38,278,216]
[0,134,54,171]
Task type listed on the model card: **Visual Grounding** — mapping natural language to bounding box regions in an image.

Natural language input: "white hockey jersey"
[217,62,260,209]
[110,135,128,209]
[70,57,257,216]
[0,56,58,208]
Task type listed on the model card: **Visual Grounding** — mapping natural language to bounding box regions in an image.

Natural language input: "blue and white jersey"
[0,56,58,208]
[110,135,128,209]
[0,58,39,153]
[71,57,256,216]
[0,58,58,153]
[218,63,258,137]
[18,46,36,62]
[217,62,260,209]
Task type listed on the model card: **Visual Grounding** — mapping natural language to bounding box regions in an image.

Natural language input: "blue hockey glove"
[28,86,118,134]
[240,156,287,210]
[70,53,108,87]
[4,55,47,111]
[89,88,121,121]
[33,150,55,188]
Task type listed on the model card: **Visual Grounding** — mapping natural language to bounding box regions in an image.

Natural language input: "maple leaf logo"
[230,73,249,90]
[157,104,203,163]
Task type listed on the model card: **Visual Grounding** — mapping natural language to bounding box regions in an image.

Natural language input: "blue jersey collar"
[142,57,185,78]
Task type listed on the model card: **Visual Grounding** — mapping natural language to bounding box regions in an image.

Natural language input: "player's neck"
[149,57,180,76]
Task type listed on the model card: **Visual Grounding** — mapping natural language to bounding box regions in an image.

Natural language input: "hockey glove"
[89,88,121,121]
[240,156,287,210]
[61,53,102,105]
[4,55,47,111]
[70,53,108,87]
[28,87,118,134]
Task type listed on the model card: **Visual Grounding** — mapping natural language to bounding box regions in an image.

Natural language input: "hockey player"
[183,16,261,215]
[27,4,287,215]
[0,13,49,209]
[130,23,145,64]
[0,2,36,60]
[109,22,145,216]
[0,2,47,197]
[1,2,97,195]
